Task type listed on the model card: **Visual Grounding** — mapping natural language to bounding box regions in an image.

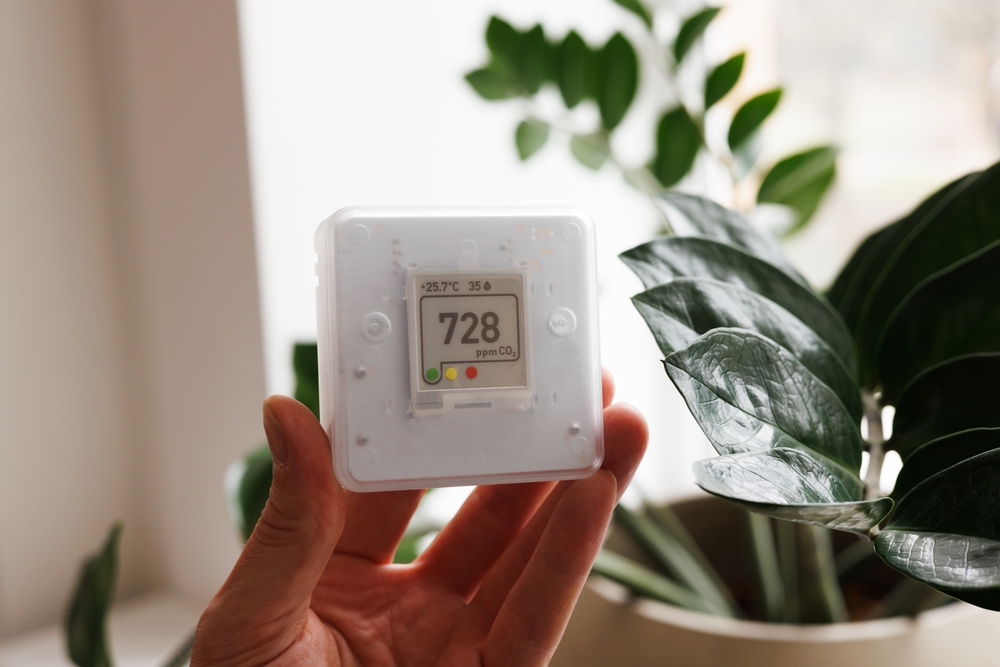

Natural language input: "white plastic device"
[315,208,603,492]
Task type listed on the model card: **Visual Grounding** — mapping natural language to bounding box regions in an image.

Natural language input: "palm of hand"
[192,373,646,667]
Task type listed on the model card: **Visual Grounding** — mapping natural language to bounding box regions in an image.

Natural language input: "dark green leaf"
[227,443,273,542]
[486,16,520,64]
[728,89,782,153]
[65,524,121,667]
[652,191,806,283]
[673,7,721,66]
[591,550,717,612]
[876,448,1000,610]
[613,505,739,617]
[557,31,597,108]
[694,451,892,535]
[877,242,1000,402]
[892,428,1000,500]
[633,279,861,419]
[598,33,638,130]
[620,237,857,373]
[611,0,653,28]
[827,174,969,341]
[515,120,549,160]
[570,133,609,170]
[668,329,862,472]
[518,25,551,94]
[857,163,1000,381]
[704,53,744,110]
[891,354,1000,458]
[757,146,837,234]
[650,107,702,187]
[465,67,515,100]
[293,342,319,418]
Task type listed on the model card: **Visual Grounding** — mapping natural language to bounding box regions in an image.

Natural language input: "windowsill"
[0,590,204,667]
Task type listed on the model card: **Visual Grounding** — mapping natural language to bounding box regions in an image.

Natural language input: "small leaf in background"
[651,106,702,187]
[570,133,609,170]
[704,53,744,110]
[666,329,862,472]
[653,192,803,283]
[293,342,320,418]
[890,353,1000,458]
[620,237,857,373]
[632,279,861,420]
[891,428,1000,500]
[558,31,597,108]
[876,448,1000,611]
[515,119,549,160]
[856,164,1000,382]
[611,0,653,28]
[876,242,1000,403]
[485,16,520,67]
[518,24,550,94]
[757,146,837,235]
[226,443,273,542]
[728,88,782,154]
[673,7,721,67]
[597,32,638,130]
[65,524,122,667]
[464,67,514,100]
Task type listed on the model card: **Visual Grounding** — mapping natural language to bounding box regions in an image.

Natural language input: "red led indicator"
[465,366,478,379]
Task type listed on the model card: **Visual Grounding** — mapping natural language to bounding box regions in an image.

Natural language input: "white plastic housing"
[315,208,603,492]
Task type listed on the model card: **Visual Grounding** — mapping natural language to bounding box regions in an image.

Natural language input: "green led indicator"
[425,367,439,382]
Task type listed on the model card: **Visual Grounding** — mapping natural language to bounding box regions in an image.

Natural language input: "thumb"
[194,396,345,658]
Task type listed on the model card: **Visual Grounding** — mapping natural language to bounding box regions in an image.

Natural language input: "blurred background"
[0,0,998,659]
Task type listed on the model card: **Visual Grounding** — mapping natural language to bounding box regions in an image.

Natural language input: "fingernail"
[262,399,289,466]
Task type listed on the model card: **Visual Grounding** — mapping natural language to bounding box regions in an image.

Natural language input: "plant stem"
[863,390,885,501]
[796,525,849,624]
[775,519,800,623]
[746,512,785,622]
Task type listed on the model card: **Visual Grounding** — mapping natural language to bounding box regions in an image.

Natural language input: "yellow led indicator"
[445,367,458,381]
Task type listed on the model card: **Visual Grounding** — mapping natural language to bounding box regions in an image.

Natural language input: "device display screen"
[414,272,527,391]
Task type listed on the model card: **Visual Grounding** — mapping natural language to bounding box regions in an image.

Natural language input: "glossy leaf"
[465,67,514,100]
[614,505,739,617]
[757,146,837,235]
[592,549,719,612]
[876,448,1000,610]
[667,329,862,471]
[694,451,892,535]
[620,237,857,373]
[827,174,969,340]
[293,342,320,418]
[557,31,597,108]
[891,354,1000,458]
[632,279,861,420]
[598,32,638,130]
[877,242,1000,403]
[857,164,1000,379]
[892,428,1000,500]
[728,89,782,153]
[651,191,806,284]
[65,524,121,667]
[515,119,549,160]
[651,107,702,187]
[611,0,653,28]
[704,53,744,110]
[673,7,721,66]
[570,133,609,170]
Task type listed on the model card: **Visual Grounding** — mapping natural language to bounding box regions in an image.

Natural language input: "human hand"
[191,369,647,666]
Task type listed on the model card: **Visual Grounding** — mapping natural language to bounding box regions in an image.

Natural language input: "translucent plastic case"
[315,208,603,492]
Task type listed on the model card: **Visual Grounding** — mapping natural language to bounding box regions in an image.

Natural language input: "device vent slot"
[455,402,492,409]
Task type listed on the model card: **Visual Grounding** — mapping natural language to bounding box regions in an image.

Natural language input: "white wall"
[0,0,265,635]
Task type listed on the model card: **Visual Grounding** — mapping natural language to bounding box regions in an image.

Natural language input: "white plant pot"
[553,496,1000,666]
